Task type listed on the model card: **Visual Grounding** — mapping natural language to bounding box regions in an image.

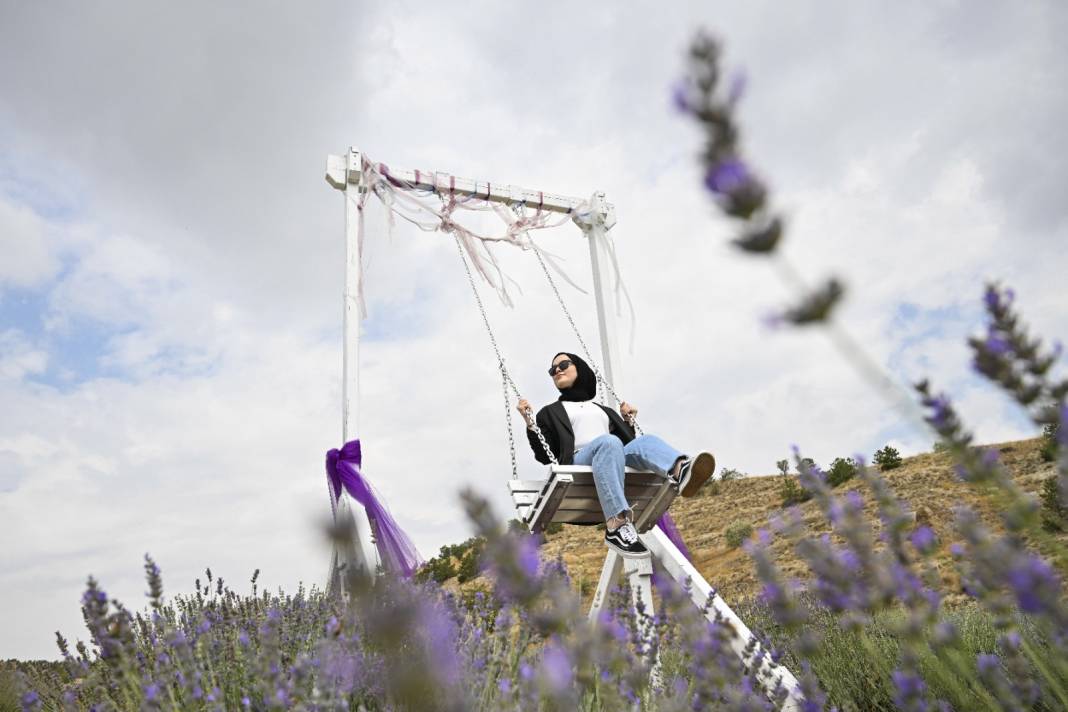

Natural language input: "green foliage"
[415,537,486,584]
[1041,422,1060,462]
[741,596,1067,712]
[1040,476,1068,532]
[544,521,564,535]
[456,547,482,584]
[724,520,753,549]
[873,445,903,471]
[826,457,858,488]
[776,459,790,477]
[0,665,19,712]
[718,467,745,483]
[414,554,456,584]
[778,473,811,507]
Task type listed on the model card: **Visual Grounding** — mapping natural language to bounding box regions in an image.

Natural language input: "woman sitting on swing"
[517,352,715,558]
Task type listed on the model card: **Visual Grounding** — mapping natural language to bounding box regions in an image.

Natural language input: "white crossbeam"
[326,150,595,216]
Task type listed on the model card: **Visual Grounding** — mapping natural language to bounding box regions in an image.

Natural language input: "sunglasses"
[548,359,574,376]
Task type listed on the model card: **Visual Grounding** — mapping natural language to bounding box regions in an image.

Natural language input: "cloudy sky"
[2,1,1066,659]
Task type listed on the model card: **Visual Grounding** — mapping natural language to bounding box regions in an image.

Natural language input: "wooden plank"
[561,484,661,501]
[549,510,605,525]
[549,465,652,475]
[560,471,667,487]
[635,483,678,533]
[557,496,656,512]
[528,473,573,532]
[511,492,538,506]
[334,150,590,216]
[508,480,549,494]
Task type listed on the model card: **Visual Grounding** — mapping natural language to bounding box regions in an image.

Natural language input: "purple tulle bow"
[656,512,692,561]
[326,439,422,578]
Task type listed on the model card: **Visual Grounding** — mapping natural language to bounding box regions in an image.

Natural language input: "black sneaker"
[604,522,649,558]
[674,451,716,497]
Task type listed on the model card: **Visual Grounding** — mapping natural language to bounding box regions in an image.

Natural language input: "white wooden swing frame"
[324,148,803,709]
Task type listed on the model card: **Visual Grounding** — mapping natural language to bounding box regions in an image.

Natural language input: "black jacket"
[525,400,636,465]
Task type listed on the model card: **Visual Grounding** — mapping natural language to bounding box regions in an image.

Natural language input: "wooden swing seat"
[507,465,677,533]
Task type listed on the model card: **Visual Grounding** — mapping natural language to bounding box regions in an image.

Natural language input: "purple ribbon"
[326,439,422,578]
[656,512,692,561]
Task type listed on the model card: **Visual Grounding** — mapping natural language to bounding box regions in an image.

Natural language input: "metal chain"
[453,235,559,470]
[499,361,519,480]
[529,238,644,435]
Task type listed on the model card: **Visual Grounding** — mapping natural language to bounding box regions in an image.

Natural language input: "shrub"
[776,459,790,477]
[826,457,858,488]
[718,467,745,483]
[1040,476,1067,532]
[724,520,753,549]
[456,546,483,583]
[544,521,564,535]
[415,552,457,584]
[873,445,903,471]
[779,473,811,507]
[1041,422,1060,462]
[701,467,744,497]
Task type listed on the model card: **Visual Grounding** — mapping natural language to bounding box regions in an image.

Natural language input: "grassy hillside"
[449,436,1063,608]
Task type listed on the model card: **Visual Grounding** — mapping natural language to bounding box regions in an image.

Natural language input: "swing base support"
[586,525,805,711]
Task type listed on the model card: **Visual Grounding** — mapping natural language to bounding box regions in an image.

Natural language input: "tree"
[873,445,903,471]
[827,457,857,488]
[1041,423,1060,462]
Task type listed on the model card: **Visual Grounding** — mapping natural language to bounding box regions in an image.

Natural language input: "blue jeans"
[572,434,684,520]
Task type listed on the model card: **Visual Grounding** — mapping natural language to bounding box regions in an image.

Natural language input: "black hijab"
[552,352,597,402]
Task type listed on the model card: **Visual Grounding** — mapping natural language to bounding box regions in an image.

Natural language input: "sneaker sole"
[681,452,716,497]
[605,539,651,559]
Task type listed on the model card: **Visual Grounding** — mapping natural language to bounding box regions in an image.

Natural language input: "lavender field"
[4,12,1067,712]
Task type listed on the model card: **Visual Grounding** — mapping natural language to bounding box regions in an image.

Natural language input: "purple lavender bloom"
[1005,555,1060,613]
[977,653,1000,675]
[539,643,573,693]
[20,691,40,711]
[929,395,951,429]
[704,159,751,197]
[984,286,1000,311]
[984,333,1011,356]
[910,525,937,555]
[892,669,928,711]
[517,535,540,578]
[671,78,693,113]
[727,70,747,105]
[144,683,160,702]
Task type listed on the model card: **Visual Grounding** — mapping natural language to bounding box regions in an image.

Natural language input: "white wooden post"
[576,191,624,403]
[642,527,804,711]
[325,148,380,578]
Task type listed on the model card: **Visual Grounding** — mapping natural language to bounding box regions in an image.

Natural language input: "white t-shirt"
[562,400,610,453]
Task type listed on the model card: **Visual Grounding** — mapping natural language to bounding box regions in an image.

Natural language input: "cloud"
[0,195,60,288]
